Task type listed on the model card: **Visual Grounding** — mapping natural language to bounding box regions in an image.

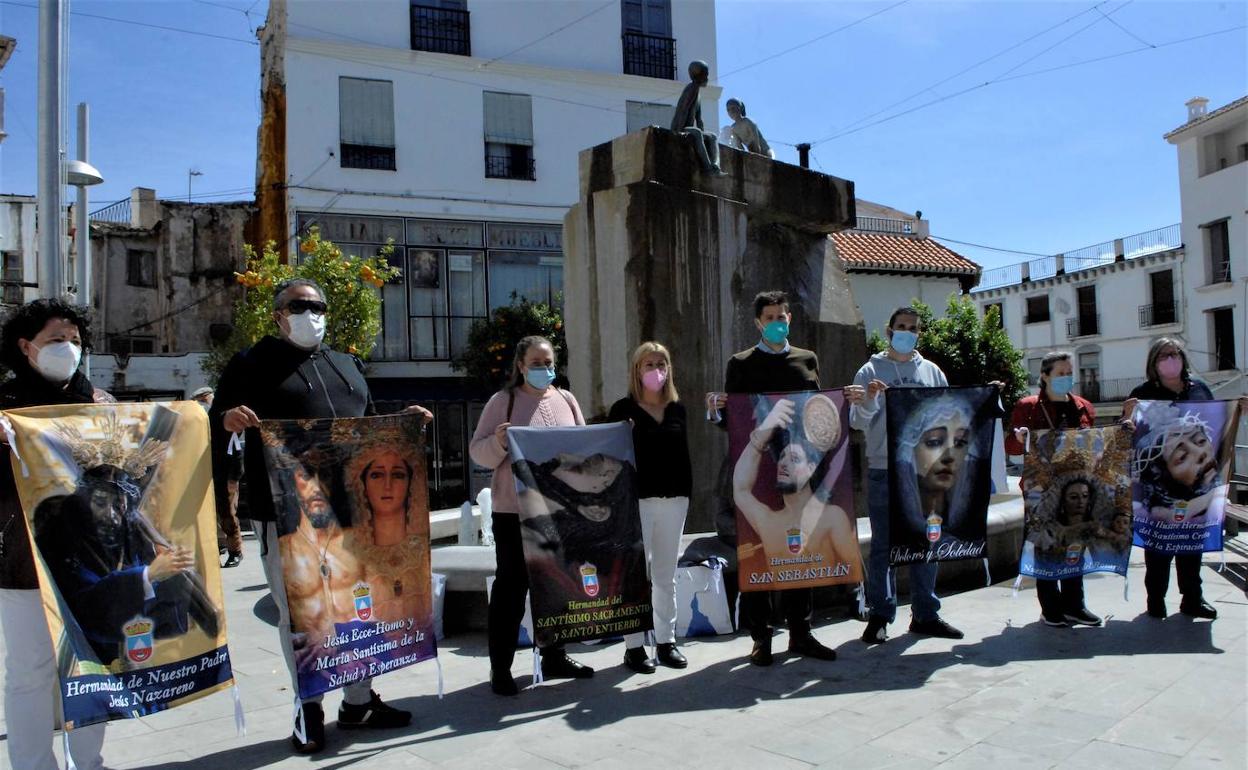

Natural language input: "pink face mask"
[642,368,668,392]
[1157,355,1183,380]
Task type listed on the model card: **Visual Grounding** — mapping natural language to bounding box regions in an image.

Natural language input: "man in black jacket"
[211,279,431,754]
[708,290,839,666]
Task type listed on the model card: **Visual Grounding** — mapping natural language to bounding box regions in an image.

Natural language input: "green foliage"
[202,230,400,384]
[873,297,1028,417]
[451,296,566,391]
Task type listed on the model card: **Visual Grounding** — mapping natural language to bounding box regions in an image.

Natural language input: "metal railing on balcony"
[485,153,535,181]
[90,198,130,224]
[854,216,913,235]
[1067,315,1100,338]
[410,4,470,55]
[973,223,1181,292]
[1138,301,1180,328]
[622,31,676,80]
[1079,377,1146,403]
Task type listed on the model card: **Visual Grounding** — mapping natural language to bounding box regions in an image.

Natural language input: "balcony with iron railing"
[410,3,470,56]
[1079,377,1147,403]
[974,223,1181,292]
[485,153,535,181]
[622,31,676,80]
[854,216,914,235]
[90,198,131,225]
[1138,301,1180,328]
[1066,314,1100,339]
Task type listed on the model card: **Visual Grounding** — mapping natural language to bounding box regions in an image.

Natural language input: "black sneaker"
[541,652,594,679]
[623,647,656,674]
[1041,611,1069,627]
[490,668,519,696]
[291,702,325,754]
[1064,607,1102,627]
[1180,599,1217,620]
[749,637,773,666]
[789,634,836,661]
[337,691,411,730]
[656,643,687,669]
[909,617,964,639]
[861,615,888,645]
[222,551,243,568]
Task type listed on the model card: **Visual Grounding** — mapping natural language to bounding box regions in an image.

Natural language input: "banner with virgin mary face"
[885,386,1002,565]
[1020,426,1134,579]
[6,403,233,729]
[259,414,435,700]
[726,390,862,592]
[1131,400,1239,554]
[508,422,652,647]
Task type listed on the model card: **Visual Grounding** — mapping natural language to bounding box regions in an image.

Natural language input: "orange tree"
[451,295,565,391]
[203,229,400,383]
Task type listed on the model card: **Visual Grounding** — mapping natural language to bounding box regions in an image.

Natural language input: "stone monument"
[563,127,866,533]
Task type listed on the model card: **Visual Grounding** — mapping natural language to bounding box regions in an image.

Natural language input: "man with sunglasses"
[211,278,432,754]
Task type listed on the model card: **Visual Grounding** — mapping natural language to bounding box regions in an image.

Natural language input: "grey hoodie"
[850,350,948,470]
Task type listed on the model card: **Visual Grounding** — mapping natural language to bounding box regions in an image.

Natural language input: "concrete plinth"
[563,127,865,532]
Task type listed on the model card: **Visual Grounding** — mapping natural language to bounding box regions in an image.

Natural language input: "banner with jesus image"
[259,414,436,700]
[726,390,862,592]
[508,422,652,647]
[885,386,1002,565]
[1131,400,1239,555]
[5,403,233,729]
[1020,426,1134,579]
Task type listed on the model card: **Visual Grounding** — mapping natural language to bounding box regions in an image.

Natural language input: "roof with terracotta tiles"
[1164,95,1248,140]
[831,230,981,279]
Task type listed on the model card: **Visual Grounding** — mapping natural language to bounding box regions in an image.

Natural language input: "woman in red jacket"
[1006,351,1101,627]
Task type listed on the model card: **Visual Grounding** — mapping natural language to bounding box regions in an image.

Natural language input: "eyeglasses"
[285,299,328,315]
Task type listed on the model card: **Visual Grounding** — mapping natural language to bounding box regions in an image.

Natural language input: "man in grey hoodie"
[847,307,964,644]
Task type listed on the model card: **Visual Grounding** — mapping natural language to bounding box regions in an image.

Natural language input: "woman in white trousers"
[608,342,693,673]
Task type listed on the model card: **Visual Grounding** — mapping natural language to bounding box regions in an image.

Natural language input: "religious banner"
[259,414,436,700]
[885,385,1002,565]
[726,390,862,592]
[5,403,233,729]
[1020,427,1134,579]
[1131,400,1240,554]
[508,422,651,646]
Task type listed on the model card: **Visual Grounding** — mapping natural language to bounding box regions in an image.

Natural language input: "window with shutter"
[339,77,396,170]
[483,92,535,180]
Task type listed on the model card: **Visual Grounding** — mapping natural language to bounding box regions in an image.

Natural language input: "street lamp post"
[188,168,203,202]
[67,103,103,377]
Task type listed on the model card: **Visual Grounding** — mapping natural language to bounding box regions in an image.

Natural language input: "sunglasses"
[285,299,328,315]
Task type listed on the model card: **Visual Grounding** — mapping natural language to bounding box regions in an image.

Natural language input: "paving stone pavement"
[2,535,1245,770]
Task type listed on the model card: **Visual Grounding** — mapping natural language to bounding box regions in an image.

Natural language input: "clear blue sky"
[0,0,1244,270]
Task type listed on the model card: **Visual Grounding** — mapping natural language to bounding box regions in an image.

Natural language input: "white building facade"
[971,225,1185,403]
[259,0,719,506]
[1165,96,1247,390]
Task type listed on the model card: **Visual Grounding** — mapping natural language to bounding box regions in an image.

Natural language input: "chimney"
[131,187,159,229]
[1185,97,1209,122]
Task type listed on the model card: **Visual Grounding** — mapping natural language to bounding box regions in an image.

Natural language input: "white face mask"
[283,311,326,350]
[31,341,82,382]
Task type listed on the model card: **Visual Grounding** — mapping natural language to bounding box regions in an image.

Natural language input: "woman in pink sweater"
[469,335,594,695]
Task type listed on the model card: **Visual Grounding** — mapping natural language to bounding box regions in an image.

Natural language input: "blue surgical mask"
[889,330,918,355]
[762,320,789,345]
[1049,375,1075,397]
[526,366,556,390]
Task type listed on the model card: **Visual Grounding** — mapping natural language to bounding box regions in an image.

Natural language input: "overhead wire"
[0,0,258,45]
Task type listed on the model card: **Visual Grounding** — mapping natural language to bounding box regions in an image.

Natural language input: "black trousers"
[1144,550,1203,604]
[1035,576,1085,616]
[488,513,565,673]
[743,588,813,642]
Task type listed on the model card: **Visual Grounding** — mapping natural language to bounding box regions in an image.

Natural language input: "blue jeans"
[866,469,940,623]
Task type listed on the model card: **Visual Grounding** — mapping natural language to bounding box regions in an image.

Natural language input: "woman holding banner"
[0,299,110,770]
[1006,351,1102,627]
[608,342,691,674]
[1124,337,1232,621]
[470,335,595,695]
